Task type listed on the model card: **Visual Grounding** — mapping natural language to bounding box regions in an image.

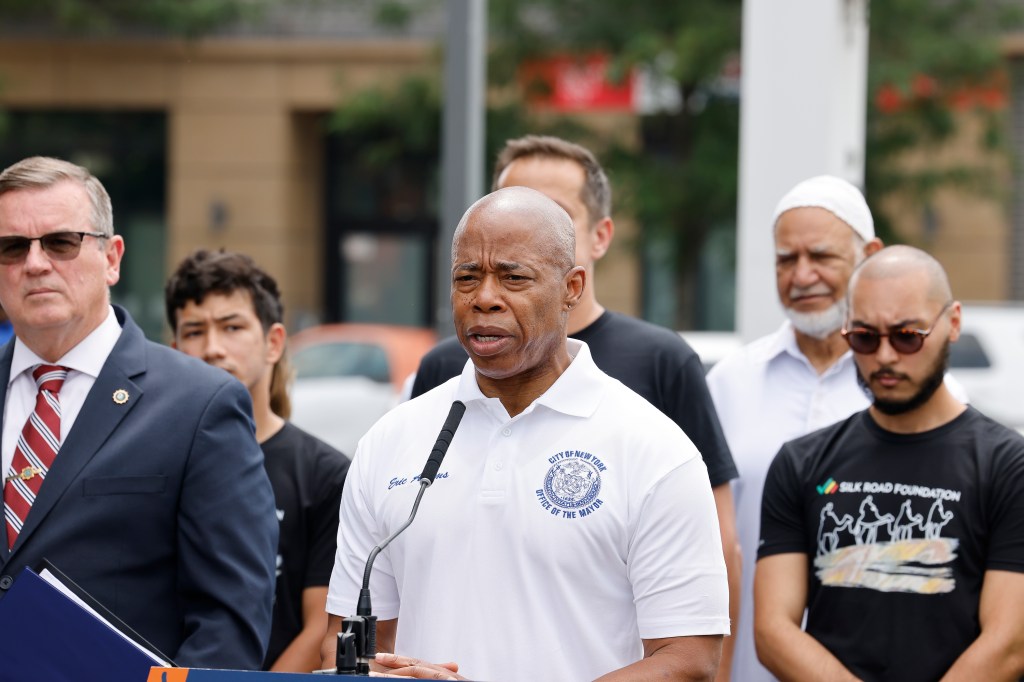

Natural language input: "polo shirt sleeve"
[326,443,400,619]
[629,457,730,639]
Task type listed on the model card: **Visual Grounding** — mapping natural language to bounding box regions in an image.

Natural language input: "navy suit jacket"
[0,306,278,669]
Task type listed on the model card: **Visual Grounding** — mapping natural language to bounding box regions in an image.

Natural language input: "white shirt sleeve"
[326,441,400,619]
[629,456,731,638]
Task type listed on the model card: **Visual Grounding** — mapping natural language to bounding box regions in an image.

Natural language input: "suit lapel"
[7,307,147,557]
[0,342,14,568]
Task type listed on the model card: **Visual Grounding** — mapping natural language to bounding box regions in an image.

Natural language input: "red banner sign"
[521,54,636,112]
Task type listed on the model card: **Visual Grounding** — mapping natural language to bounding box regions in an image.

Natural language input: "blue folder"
[147,670,369,680]
[0,563,169,682]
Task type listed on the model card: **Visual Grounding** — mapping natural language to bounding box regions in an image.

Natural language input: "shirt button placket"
[495,425,511,471]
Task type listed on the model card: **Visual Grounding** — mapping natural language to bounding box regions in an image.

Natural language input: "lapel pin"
[112,389,130,405]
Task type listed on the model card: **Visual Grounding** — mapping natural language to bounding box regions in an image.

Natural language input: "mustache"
[788,284,832,298]
[870,367,910,382]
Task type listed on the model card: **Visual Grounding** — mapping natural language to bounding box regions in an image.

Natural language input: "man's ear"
[863,237,883,258]
[266,322,287,364]
[105,235,126,287]
[947,301,962,343]
[565,266,586,311]
[590,217,614,261]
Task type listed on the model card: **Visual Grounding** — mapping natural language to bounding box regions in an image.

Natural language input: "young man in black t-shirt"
[166,250,349,672]
[756,245,1024,682]
[410,135,740,677]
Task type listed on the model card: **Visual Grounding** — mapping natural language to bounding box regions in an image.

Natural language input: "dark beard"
[857,338,950,416]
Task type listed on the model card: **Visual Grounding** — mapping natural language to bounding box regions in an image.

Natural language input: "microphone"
[420,400,467,485]
[333,401,467,675]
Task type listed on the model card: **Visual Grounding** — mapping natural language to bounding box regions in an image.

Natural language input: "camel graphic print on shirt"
[813,489,960,594]
[757,408,1024,682]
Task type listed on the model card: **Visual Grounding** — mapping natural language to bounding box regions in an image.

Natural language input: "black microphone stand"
[331,401,466,676]
[335,479,431,675]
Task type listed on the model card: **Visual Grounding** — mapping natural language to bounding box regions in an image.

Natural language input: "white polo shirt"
[328,340,729,682]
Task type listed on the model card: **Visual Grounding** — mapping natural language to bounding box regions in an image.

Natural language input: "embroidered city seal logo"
[536,450,607,520]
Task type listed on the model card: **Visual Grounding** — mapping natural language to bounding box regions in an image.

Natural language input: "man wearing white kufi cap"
[705,174,882,681]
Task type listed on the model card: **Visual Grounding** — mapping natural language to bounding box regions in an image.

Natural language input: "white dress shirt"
[3,306,122,478]
[706,322,870,682]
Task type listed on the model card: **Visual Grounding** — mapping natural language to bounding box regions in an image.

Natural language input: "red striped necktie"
[4,364,69,550]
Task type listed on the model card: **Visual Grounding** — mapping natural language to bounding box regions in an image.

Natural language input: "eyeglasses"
[842,302,953,355]
[0,231,109,265]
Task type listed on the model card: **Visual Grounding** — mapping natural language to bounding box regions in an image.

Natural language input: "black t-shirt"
[261,422,350,669]
[759,407,1024,681]
[410,310,737,486]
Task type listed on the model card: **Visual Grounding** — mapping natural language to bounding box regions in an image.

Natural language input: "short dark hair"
[165,249,292,418]
[165,249,283,332]
[491,135,611,225]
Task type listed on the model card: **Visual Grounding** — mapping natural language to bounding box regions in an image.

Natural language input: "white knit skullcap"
[771,175,875,242]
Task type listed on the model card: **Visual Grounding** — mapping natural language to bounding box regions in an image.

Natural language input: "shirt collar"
[759,319,856,377]
[749,320,798,364]
[453,338,605,418]
[9,306,122,385]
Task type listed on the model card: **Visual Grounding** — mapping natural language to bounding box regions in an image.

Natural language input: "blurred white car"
[289,376,397,457]
[679,330,744,373]
[288,323,437,456]
[949,302,1024,431]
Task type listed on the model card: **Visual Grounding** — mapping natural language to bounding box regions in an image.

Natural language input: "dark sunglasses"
[842,302,953,355]
[0,231,108,265]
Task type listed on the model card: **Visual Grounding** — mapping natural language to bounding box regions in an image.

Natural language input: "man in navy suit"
[0,156,278,669]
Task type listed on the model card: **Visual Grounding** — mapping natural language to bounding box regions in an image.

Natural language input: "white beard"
[785,300,847,340]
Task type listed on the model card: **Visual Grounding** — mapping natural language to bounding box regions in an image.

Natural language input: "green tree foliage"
[0,0,282,151]
[0,0,267,37]
[329,74,595,190]
[485,0,1024,319]
[2,0,1019,319]
[264,0,1023,324]
[330,1,744,325]
[332,79,443,166]
[488,0,743,301]
[865,0,1023,241]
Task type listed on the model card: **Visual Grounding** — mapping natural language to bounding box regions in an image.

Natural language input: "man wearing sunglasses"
[755,246,1024,681]
[706,174,882,682]
[0,156,278,669]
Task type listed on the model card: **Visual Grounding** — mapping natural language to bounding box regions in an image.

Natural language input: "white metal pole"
[736,0,870,341]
